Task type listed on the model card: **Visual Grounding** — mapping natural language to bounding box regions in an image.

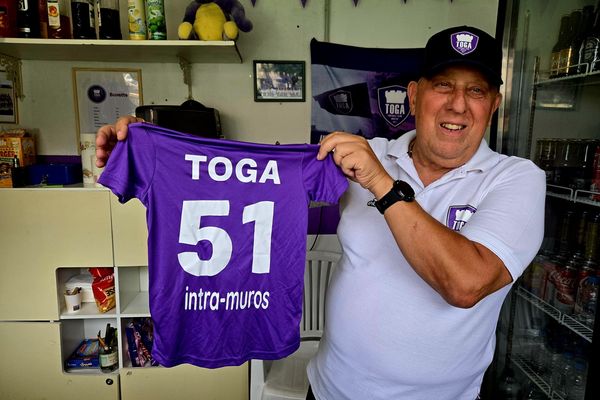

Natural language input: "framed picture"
[254,60,305,102]
[73,68,143,138]
[0,69,18,124]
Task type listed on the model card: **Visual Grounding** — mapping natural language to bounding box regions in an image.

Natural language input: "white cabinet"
[0,188,248,400]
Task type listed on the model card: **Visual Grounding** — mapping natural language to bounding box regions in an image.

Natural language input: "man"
[96,26,545,400]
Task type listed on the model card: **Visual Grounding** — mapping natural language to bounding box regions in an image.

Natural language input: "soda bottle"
[127,0,146,40]
[145,0,166,40]
[574,260,599,326]
[553,254,579,314]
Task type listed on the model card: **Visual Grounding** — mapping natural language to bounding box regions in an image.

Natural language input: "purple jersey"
[98,123,348,368]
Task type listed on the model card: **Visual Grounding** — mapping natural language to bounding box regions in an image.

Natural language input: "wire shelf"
[516,287,593,343]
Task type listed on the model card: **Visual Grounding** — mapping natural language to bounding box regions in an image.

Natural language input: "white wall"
[11,0,499,155]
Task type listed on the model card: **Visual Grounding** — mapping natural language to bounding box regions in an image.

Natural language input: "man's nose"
[446,88,467,113]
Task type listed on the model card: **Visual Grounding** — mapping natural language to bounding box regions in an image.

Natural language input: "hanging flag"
[301,0,308,7]
[310,38,423,143]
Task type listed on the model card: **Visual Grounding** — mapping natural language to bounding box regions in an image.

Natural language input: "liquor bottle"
[573,5,595,74]
[47,0,72,38]
[98,0,122,39]
[98,325,118,372]
[17,0,40,38]
[551,15,570,78]
[0,0,18,37]
[559,10,581,77]
[38,0,47,38]
[71,0,95,39]
[580,3,600,74]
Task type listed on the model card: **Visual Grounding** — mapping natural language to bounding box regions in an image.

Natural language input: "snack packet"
[89,267,116,313]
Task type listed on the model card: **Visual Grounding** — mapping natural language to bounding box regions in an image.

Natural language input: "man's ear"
[407,80,419,116]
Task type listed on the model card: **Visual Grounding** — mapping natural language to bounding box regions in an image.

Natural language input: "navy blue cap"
[421,26,503,86]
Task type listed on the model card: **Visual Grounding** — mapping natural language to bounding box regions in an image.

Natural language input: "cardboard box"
[0,129,36,187]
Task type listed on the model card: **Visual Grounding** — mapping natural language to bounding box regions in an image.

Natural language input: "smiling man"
[308,26,546,400]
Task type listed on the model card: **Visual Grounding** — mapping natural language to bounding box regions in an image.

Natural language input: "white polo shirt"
[307,130,546,400]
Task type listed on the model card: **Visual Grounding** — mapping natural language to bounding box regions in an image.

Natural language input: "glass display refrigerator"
[482,0,600,399]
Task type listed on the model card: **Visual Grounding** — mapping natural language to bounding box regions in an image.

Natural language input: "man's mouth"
[440,123,466,131]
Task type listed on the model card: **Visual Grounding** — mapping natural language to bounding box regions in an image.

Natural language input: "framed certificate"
[73,68,143,138]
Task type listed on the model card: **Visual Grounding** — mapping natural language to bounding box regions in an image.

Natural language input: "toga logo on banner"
[377,85,410,128]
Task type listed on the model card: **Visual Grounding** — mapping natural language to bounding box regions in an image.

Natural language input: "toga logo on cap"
[451,32,479,55]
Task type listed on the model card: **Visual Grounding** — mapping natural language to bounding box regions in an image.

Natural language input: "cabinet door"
[0,322,119,400]
[110,194,149,266]
[0,189,113,320]
[120,364,248,400]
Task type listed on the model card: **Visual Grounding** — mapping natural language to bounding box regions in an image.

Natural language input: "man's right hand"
[95,115,144,168]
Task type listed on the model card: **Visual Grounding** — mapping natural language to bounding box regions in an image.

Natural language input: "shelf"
[536,69,600,86]
[0,38,242,63]
[120,291,150,317]
[510,354,553,398]
[61,302,117,319]
[516,287,593,343]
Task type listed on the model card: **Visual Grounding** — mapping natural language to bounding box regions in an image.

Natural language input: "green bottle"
[145,0,166,40]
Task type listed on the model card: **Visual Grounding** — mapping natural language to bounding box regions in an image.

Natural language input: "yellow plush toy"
[178,0,253,41]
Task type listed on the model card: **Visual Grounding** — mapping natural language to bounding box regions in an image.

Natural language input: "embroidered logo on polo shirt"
[451,32,479,55]
[446,205,477,231]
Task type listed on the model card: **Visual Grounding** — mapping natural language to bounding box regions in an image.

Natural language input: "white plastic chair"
[250,250,341,400]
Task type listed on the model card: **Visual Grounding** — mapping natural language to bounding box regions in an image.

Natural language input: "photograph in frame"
[0,70,17,124]
[254,61,305,102]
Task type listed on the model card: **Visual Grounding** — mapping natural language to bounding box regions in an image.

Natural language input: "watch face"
[395,180,415,201]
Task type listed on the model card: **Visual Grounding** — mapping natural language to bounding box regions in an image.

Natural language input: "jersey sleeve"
[460,159,546,280]
[97,124,156,204]
[302,149,348,204]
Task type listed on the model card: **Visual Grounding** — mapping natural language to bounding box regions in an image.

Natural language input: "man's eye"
[469,87,486,98]
[434,81,452,91]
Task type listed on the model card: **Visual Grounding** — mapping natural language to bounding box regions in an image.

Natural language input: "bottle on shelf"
[567,358,588,400]
[71,0,96,39]
[579,2,600,74]
[558,9,582,77]
[46,0,71,38]
[0,0,18,37]
[573,5,596,75]
[98,324,118,373]
[17,0,40,38]
[38,0,48,37]
[550,14,571,78]
[145,0,166,40]
[127,0,146,40]
[574,212,600,326]
[98,0,122,39]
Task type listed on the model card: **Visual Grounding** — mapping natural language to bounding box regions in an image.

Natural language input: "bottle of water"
[567,358,587,400]
[551,351,574,398]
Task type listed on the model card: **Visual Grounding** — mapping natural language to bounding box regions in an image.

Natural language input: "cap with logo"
[421,25,503,87]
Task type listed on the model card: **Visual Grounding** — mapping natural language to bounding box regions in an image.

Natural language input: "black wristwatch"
[368,180,415,214]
